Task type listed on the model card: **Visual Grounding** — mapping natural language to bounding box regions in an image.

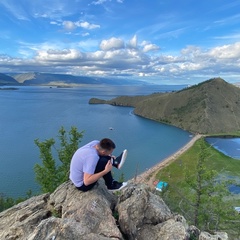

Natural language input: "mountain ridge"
[89,78,240,134]
[0,73,19,85]
[1,72,149,86]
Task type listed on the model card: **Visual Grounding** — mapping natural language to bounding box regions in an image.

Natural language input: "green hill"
[89,78,240,134]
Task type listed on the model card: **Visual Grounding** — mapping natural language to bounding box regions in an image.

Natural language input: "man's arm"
[83,160,112,186]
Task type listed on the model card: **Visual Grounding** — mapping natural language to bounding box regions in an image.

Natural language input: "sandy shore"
[131,134,203,188]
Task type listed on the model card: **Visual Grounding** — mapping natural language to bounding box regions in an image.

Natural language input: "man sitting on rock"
[69,138,128,192]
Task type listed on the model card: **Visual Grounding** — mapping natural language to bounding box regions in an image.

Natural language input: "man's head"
[97,138,116,156]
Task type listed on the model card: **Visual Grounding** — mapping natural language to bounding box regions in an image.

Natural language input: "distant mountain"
[89,78,240,134]
[10,72,37,83]
[8,72,147,86]
[0,73,19,85]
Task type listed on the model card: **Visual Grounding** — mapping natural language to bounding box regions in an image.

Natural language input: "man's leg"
[76,182,96,192]
[95,156,114,188]
[76,156,113,192]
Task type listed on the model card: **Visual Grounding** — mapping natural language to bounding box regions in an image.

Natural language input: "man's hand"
[104,160,112,173]
[83,160,112,186]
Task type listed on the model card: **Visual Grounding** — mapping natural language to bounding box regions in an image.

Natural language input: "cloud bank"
[1,35,240,84]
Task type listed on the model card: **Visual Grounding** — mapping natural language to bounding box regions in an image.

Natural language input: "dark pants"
[76,156,113,192]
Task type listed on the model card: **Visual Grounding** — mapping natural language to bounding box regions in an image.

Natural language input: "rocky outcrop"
[0,181,228,240]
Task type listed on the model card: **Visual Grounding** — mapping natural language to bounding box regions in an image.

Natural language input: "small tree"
[0,194,15,212]
[0,191,32,213]
[34,126,84,193]
[185,138,233,232]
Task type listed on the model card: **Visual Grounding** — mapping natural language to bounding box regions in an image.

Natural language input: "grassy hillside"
[90,78,240,134]
[155,138,240,238]
[135,78,240,134]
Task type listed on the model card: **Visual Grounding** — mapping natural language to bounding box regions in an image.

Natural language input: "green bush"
[34,126,84,193]
[0,190,32,212]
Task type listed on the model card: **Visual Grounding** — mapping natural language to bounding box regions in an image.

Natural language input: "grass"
[155,137,240,186]
[154,137,240,238]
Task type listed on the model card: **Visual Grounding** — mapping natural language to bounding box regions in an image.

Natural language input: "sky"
[1,0,240,85]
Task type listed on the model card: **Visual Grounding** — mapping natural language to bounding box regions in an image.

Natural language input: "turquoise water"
[0,85,192,198]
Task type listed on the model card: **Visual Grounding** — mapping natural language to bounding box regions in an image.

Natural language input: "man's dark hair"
[100,138,116,151]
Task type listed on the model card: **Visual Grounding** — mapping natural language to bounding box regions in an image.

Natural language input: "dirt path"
[130,134,203,188]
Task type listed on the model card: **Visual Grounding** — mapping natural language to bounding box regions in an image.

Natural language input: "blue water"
[205,137,240,160]
[206,137,240,194]
[228,184,240,194]
[0,85,192,198]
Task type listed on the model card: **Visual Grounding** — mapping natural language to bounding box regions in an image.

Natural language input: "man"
[69,138,128,192]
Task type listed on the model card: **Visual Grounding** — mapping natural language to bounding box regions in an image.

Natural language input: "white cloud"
[208,42,240,59]
[214,33,240,40]
[91,0,108,5]
[50,21,60,25]
[128,35,138,49]
[82,32,90,37]
[63,21,76,31]
[75,21,100,30]
[100,37,125,51]
[91,0,124,5]
[140,40,160,52]
[36,48,83,61]
[61,20,100,32]
[1,35,240,84]
[142,43,160,52]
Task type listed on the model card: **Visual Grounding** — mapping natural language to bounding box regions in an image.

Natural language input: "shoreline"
[131,134,203,187]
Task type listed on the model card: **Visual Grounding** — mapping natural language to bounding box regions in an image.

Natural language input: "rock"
[199,231,228,240]
[28,217,120,240]
[0,193,50,239]
[30,180,121,240]
[0,181,228,240]
[0,180,121,240]
[116,183,188,240]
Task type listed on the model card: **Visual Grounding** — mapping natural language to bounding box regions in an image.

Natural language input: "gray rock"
[199,231,228,240]
[30,180,121,240]
[0,181,228,240]
[0,193,50,239]
[116,184,188,240]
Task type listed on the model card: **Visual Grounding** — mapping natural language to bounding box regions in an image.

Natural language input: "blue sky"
[0,0,240,84]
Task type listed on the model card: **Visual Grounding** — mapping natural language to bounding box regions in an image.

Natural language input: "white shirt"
[69,140,99,187]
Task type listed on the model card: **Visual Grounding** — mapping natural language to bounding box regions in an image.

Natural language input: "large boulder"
[0,181,228,240]
[0,193,50,239]
[0,180,120,240]
[116,184,188,240]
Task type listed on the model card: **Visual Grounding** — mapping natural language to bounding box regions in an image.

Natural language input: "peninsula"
[89,78,240,135]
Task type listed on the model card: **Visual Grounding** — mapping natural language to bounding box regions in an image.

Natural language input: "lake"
[205,137,240,194]
[205,137,240,160]
[0,84,192,198]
